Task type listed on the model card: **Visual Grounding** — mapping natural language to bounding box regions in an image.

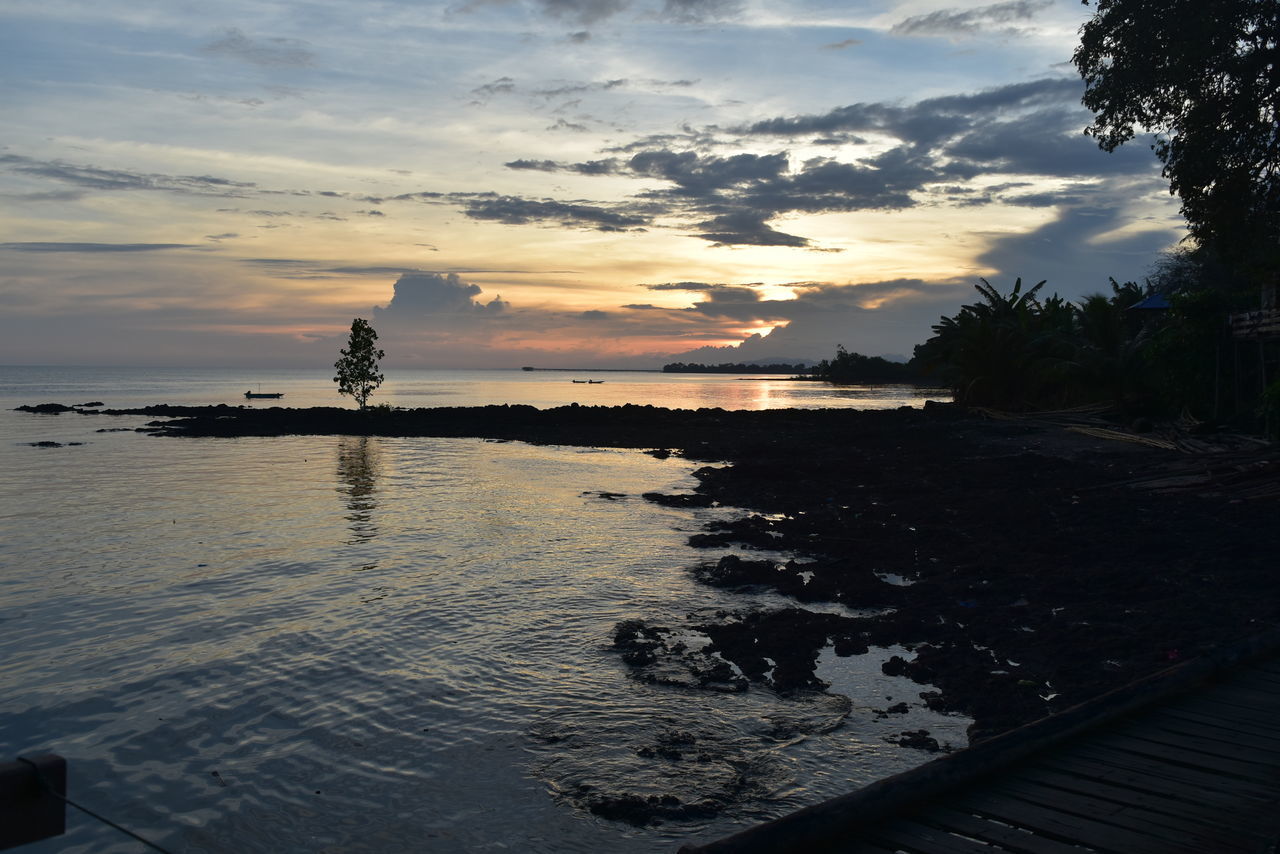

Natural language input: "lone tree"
[1073,0,1280,270]
[334,318,385,410]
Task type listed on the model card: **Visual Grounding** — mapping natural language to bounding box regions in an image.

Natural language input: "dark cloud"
[0,242,196,252]
[535,0,630,25]
[660,0,742,23]
[547,118,590,132]
[203,28,315,67]
[694,212,811,248]
[461,195,648,230]
[977,202,1180,299]
[374,273,508,320]
[568,30,591,42]
[0,154,255,196]
[822,38,862,50]
[534,78,627,97]
[740,77,1081,144]
[892,0,1053,37]
[472,77,517,99]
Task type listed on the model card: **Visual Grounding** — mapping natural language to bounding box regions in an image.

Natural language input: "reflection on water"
[0,371,965,853]
[336,435,379,545]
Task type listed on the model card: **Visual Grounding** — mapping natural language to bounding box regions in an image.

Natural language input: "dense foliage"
[914,261,1272,430]
[806,347,923,384]
[334,318,385,410]
[1074,0,1280,272]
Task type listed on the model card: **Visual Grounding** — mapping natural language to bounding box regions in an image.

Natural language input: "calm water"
[0,367,962,853]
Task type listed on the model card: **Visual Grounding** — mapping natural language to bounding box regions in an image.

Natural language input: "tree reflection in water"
[336,434,379,546]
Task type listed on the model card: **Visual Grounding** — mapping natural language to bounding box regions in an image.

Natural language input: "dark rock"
[887,729,945,752]
[15,403,75,413]
[642,492,714,508]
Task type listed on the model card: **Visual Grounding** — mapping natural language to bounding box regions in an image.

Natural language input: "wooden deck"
[680,649,1280,854]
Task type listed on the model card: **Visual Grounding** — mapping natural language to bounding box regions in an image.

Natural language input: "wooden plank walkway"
[681,650,1280,854]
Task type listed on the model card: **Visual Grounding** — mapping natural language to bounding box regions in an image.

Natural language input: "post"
[0,755,66,851]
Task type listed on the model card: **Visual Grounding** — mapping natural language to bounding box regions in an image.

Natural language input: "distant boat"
[571,380,605,384]
[244,386,284,399]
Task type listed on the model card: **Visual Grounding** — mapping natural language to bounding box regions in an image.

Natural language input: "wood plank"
[988,777,1262,851]
[916,805,1092,854]
[829,838,903,854]
[1112,718,1280,764]
[954,790,1203,854]
[1169,693,1280,730]
[1016,765,1268,831]
[1047,746,1278,803]
[865,819,1007,854]
[1234,667,1280,687]
[1089,731,1280,779]
[1159,706,1280,745]
[1202,684,1280,712]
[1031,756,1275,819]
[1140,710,1280,750]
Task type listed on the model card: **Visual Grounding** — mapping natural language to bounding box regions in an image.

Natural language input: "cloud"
[1,154,256,196]
[203,28,315,67]
[373,272,508,321]
[822,38,862,50]
[460,195,649,230]
[891,0,1054,37]
[0,242,197,252]
[740,77,1081,143]
[535,0,630,25]
[472,77,517,99]
[484,77,1135,248]
[660,0,743,23]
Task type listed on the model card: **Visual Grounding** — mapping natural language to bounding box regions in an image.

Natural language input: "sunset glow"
[1,0,1186,369]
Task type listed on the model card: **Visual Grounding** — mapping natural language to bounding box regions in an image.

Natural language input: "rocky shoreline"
[21,401,1280,746]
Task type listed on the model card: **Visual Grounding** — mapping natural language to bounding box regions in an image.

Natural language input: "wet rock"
[887,729,946,752]
[15,403,76,413]
[642,492,714,508]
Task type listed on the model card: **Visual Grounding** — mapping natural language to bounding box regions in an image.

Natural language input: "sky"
[0,0,1186,369]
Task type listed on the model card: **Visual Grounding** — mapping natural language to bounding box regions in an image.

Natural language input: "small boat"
[571,380,588,384]
[244,389,284,399]
[588,380,604,384]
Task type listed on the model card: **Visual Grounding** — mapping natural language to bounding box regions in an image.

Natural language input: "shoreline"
[22,402,1280,746]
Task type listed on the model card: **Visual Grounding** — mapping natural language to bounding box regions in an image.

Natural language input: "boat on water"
[570,380,605,384]
[244,390,284,399]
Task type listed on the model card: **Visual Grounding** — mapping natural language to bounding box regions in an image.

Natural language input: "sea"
[0,366,963,853]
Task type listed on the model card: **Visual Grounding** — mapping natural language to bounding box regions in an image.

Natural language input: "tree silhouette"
[334,318,385,410]
[1074,0,1280,270]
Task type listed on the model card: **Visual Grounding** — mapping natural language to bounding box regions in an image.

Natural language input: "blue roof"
[1128,293,1171,310]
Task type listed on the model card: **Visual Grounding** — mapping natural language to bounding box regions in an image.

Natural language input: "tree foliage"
[808,347,922,384]
[1073,0,1280,269]
[914,278,1162,410]
[334,318,385,410]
